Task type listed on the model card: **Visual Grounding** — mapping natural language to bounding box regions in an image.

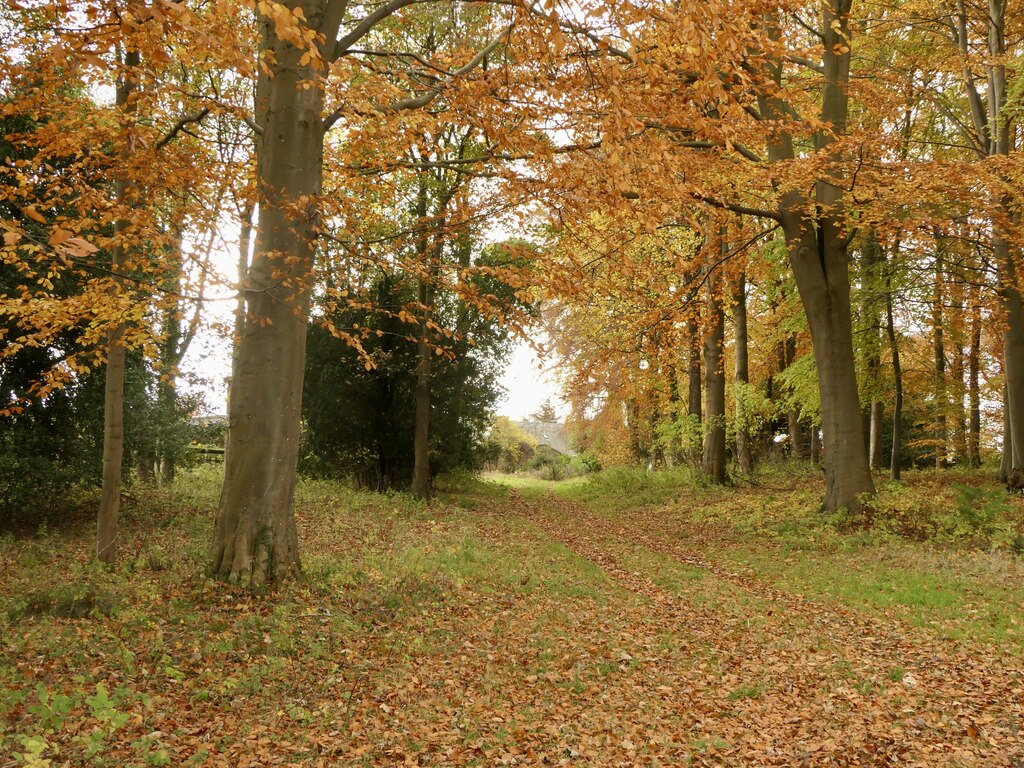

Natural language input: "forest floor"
[2,463,1023,767]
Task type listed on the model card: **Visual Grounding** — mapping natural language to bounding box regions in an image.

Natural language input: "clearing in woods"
[1,465,1023,766]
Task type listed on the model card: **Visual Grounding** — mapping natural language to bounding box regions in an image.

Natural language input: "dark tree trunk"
[783,216,874,510]
[686,315,702,458]
[1001,385,1012,483]
[778,1,873,511]
[234,202,254,360]
[787,405,803,459]
[412,279,433,498]
[667,363,684,466]
[933,244,947,467]
[968,288,982,467]
[884,250,903,481]
[412,211,441,500]
[1001,246,1024,472]
[733,272,754,474]
[778,336,803,459]
[951,315,968,463]
[809,423,821,464]
[861,233,885,468]
[703,267,727,484]
[626,397,648,465]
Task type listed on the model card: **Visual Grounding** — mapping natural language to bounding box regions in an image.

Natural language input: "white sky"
[495,339,566,421]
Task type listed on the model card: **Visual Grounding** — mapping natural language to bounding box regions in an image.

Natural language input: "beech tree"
[207,0,512,585]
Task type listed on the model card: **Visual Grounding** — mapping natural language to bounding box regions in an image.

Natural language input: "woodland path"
[4,483,1023,767]
[471,489,1024,767]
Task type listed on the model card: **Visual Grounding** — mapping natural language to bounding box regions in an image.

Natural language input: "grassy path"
[494,488,1024,766]
[1,471,1022,766]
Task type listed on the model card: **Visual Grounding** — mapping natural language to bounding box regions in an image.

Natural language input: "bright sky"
[495,339,565,421]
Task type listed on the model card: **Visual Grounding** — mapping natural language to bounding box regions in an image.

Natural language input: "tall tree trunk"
[208,3,322,585]
[412,201,440,500]
[96,47,140,565]
[441,223,473,455]
[667,362,684,466]
[626,397,648,465]
[234,202,255,361]
[1001,244,1024,472]
[686,314,702,459]
[884,249,903,481]
[968,286,982,467]
[412,276,434,498]
[809,423,821,464]
[1001,384,1012,483]
[733,271,754,473]
[933,243,947,467]
[784,218,874,510]
[703,266,726,484]
[787,405,803,458]
[951,307,968,463]
[778,0,873,511]
[862,233,885,468]
[157,287,183,484]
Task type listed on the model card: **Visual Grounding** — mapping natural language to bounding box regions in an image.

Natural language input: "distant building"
[514,419,576,456]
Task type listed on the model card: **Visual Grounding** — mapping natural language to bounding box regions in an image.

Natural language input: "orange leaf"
[23,206,46,223]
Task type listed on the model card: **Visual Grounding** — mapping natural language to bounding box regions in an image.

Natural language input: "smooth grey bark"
[784,218,873,510]
[97,47,140,566]
[761,0,873,510]
[733,272,753,474]
[207,0,325,585]
[703,268,726,484]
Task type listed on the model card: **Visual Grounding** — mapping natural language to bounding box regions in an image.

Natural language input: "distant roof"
[515,419,576,456]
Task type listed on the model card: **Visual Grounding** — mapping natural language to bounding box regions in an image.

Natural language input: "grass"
[2,461,1023,765]
[528,460,1024,652]
[0,466,624,766]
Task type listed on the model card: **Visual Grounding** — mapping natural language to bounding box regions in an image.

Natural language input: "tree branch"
[324,23,512,129]
[331,0,425,61]
[154,108,209,150]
